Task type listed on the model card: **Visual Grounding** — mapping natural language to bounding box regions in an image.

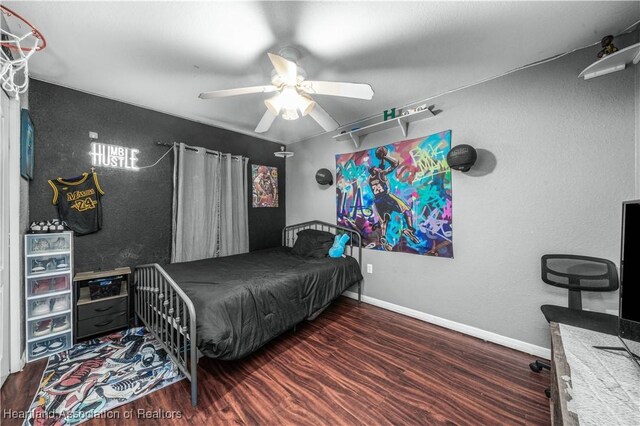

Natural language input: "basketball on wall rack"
[315,168,333,186]
[447,144,477,172]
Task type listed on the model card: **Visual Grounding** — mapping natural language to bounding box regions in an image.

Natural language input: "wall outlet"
[366,264,373,274]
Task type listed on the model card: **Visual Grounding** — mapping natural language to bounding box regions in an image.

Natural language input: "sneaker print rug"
[24,327,184,425]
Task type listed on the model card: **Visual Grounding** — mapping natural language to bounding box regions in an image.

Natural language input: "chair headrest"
[541,254,619,292]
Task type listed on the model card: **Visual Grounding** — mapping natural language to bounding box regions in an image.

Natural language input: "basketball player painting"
[253,166,278,207]
[368,146,419,251]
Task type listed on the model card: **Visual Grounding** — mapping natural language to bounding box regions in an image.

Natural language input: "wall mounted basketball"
[447,144,477,172]
[315,168,333,186]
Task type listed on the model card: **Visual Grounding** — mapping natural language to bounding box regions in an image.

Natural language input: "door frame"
[1,89,25,378]
[1,88,10,386]
[8,94,23,374]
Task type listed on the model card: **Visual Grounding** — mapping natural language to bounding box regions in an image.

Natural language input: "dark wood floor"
[2,297,550,425]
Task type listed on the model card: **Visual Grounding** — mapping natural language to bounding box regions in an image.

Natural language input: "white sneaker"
[52,317,69,333]
[51,297,69,312]
[54,258,69,269]
[32,239,50,252]
[29,221,48,234]
[48,337,66,351]
[33,319,52,337]
[51,237,69,250]
[31,342,49,357]
[50,220,65,232]
[32,299,51,316]
[31,259,47,273]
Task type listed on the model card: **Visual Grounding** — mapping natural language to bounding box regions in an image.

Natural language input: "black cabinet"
[73,267,131,342]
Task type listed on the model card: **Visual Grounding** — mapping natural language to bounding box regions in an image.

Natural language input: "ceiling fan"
[199,51,374,133]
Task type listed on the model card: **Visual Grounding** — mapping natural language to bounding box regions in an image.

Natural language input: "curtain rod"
[155,141,245,160]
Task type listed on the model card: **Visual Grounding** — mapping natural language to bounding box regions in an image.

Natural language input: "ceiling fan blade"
[199,85,278,99]
[268,53,297,86]
[300,81,374,100]
[308,103,339,132]
[255,109,278,133]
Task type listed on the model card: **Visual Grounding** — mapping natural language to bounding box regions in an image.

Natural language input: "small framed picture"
[252,164,278,208]
[20,109,34,180]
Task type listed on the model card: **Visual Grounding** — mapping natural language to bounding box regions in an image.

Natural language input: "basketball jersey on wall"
[48,172,105,235]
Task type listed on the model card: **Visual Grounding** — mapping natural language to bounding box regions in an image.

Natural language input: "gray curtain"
[171,143,249,263]
[219,154,249,257]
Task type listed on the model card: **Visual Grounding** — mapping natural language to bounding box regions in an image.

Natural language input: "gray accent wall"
[28,80,285,272]
[286,42,637,349]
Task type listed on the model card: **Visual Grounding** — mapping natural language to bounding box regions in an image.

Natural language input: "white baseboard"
[343,291,550,360]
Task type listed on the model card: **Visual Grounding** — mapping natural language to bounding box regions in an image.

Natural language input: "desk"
[550,322,640,425]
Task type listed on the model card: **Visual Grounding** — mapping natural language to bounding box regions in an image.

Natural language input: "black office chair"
[530,254,619,374]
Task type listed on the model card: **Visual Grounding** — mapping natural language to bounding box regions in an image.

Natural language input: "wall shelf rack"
[333,108,435,148]
[578,42,640,80]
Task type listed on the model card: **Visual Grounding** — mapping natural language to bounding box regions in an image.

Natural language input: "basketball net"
[1,5,46,97]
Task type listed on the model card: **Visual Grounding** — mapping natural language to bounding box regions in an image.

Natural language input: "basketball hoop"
[1,5,47,97]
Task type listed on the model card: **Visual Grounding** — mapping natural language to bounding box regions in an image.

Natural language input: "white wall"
[636,55,640,198]
[287,43,637,349]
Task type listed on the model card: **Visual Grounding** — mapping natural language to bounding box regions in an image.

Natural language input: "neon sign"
[90,142,139,170]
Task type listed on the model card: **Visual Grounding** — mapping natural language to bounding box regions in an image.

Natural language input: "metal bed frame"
[134,220,362,406]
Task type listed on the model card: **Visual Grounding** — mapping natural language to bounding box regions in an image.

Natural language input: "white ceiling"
[5,1,639,144]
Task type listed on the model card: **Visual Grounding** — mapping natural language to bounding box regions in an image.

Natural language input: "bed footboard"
[283,220,363,301]
[134,264,198,406]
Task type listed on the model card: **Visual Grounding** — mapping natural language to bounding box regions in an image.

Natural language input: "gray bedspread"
[161,247,362,360]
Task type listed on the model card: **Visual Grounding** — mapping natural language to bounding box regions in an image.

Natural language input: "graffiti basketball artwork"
[252,165,278,208]
[336,130,453,257]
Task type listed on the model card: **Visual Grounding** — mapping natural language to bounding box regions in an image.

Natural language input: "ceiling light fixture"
[280,86,300,110]
[274,146,294,158]
[281,108,299,121]
[264,86,316,121]
[199,49,374,133]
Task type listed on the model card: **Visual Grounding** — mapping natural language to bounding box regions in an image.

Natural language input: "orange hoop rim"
[0,5,47,52]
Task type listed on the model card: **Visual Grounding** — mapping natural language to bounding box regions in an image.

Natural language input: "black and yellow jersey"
[368,168,390,199]
[48,172,105,235]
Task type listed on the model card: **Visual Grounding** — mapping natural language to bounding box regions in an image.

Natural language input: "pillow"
[291,229,335,258]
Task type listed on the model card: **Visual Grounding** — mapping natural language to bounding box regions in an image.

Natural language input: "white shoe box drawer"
[26,234,71,255]
[28,312,71,341]
[27,254,71,276]
[28,331,71,361]
[28,293,71,318]
[27,274,70,297]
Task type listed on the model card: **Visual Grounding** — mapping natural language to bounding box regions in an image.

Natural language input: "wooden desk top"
[551,322,579,425]
[73,266,132,282]
[551,322,640,425]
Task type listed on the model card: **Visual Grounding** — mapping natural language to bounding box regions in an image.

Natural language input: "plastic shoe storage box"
[27,293,71,318]
[24,231,74,362]
[28,312,71,340]
[27,253,71,276]
[28,332,71,361]
[27,275,70,297]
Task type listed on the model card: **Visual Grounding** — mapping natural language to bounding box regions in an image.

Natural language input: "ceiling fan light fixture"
[264,95,282,115]
[265,91,313,120]
[200,51,373,134]
[297,94,315,116]
[280,86,300,110]
[282,108,299,121]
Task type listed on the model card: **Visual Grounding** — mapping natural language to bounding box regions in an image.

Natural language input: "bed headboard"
[283,220,362,267]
